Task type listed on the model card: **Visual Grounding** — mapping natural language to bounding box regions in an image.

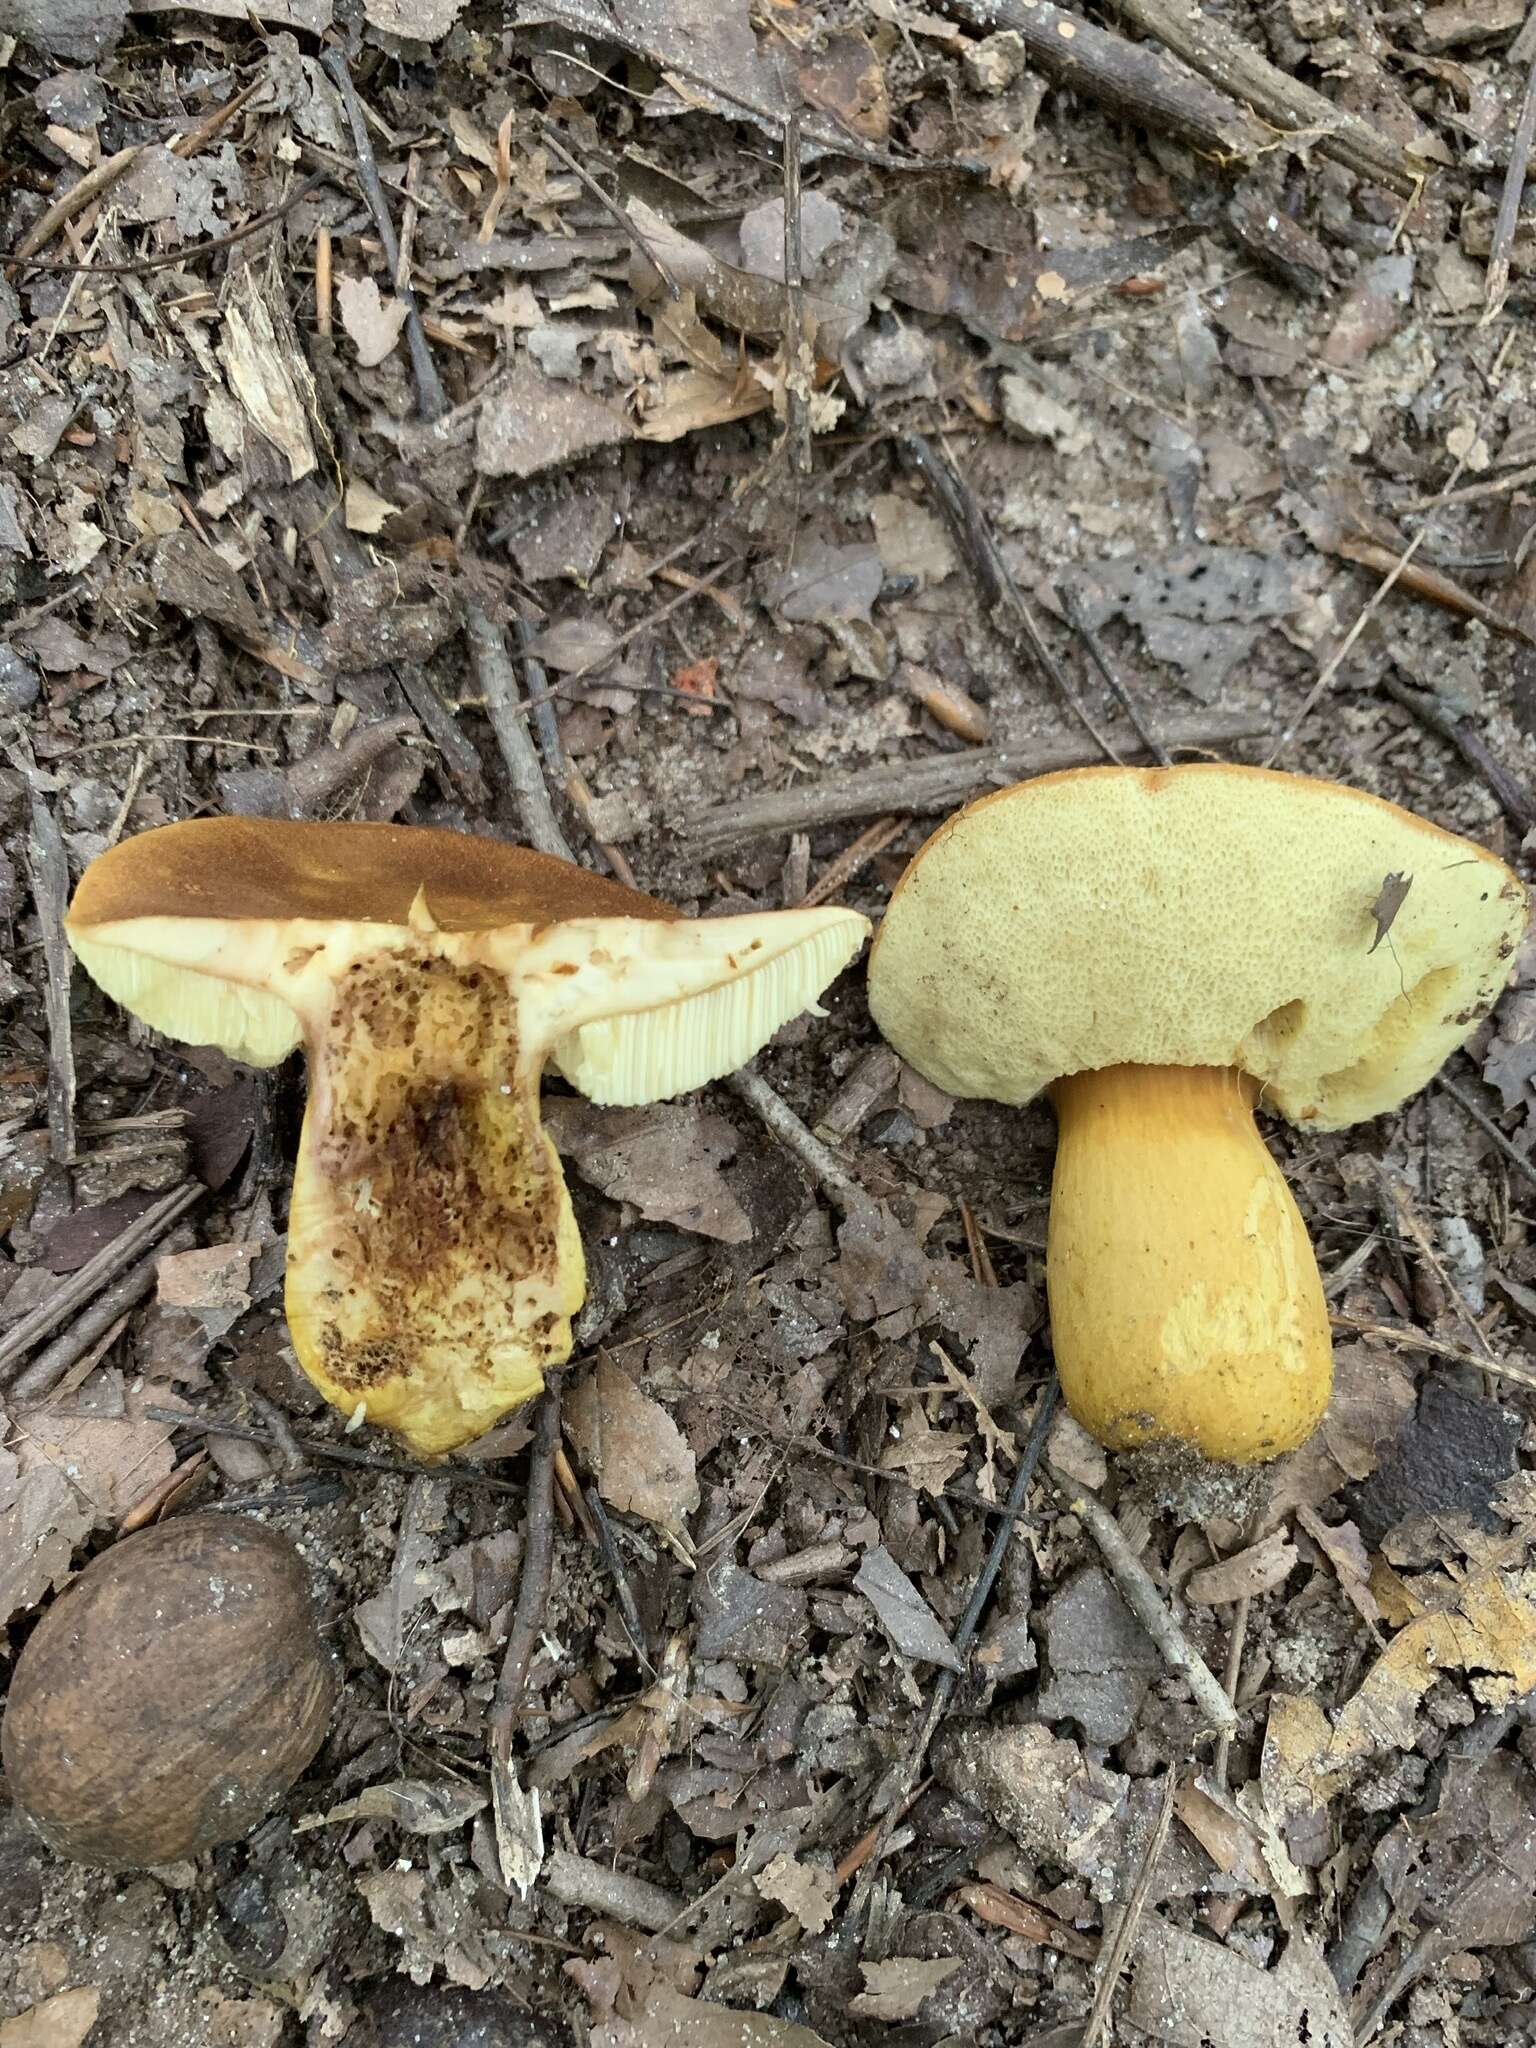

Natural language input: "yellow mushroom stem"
[1045,1063,1333,1463]
[285,942,582,1457]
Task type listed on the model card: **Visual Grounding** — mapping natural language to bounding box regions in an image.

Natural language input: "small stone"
[963,30,1026,93]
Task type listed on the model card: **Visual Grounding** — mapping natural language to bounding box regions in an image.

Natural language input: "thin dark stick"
[782,111,811,477]
[1379,673,1536,836]
[0,1182,203,1381]
[1058,586,1171,765]
[1081,1765,1179,2047]
[489,1380,562,1760]
[847,1377,1060,1916]
[24,793,75,1164]
[320,50,447,422]
[897,434,1120,763]
[585,1484,653,1671]
[1485,50,1536,322]
[1437,1069,1536,1196]
[463,604,575,861]
[10,1232,188,1401]
[138,1407,536,1494]
[537,122,680,298]
[514,610,568,793]
[10,173,328,276]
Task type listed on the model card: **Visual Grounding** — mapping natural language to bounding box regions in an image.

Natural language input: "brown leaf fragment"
[565,1357,699,1540]
[1294,1505,1381,1625]
[756,1850,838,1933]
[880,1407,968,1497]
[849,1958,963,2023]
[542,1100,751,1242]
[797,32,890,142]
[219,269,317,482]
[952,1880,1099,1959]
[1367,871,1413,954]
[1184,1529,1299,1605]
[1127,1922,1348,2046]
[304,1777,487,1835]
[335,275,410,368]
[0,1988,102,2048]
[592,1987,831,2048]
[476,357,629,478]
[854,1544,962,1672]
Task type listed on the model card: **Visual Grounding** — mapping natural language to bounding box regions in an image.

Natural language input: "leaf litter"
[5,0,1536,2038]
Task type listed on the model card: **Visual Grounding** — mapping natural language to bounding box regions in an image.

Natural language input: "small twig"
[463,604,576,862]
[321,49,447,422]
[536,122,680,298]
[797,816,904,908]
[1058,586,1171,766]
[315,222,333,335]
[514,609,569,796]
[1211,1596,1250,1789]
[1267,331,1515,765]
[726,1066,867,1213]
[848,1378,1061,1917]
[24,793,75,1165]
[11,173,327,276]
[140,1407,535,1494]
[0,1182,203,1382]
[1329,1314,1536,1396]
[10,145,140,264]
[1378,673,1536,836]
[898,434,1121,763]
[782,110,812,477]
[542,1846,685,1933]
[1049,1469,1237,1734]
[1080,1766,1179,2048]
[935,0,1270,162]
[1484,49,1536,323]
[489,1380,563,1761]
[8,1235,180,1402]
[1104,0,1417,194]
[584,1482,653,1671]
[684,710,1266,851]
[1436,1068,1536,1196]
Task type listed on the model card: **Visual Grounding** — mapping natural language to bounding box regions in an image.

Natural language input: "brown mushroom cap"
[869,764,1526,1129]
[68,816,673,932]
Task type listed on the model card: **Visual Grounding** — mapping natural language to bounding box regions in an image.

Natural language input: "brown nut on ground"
[1,1516,335,1868]
[869,765,1526,1464]
[65,819,868,1455]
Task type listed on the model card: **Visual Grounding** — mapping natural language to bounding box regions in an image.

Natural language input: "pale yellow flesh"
[71,903,868,1455]
[1047,1065,1332,1463]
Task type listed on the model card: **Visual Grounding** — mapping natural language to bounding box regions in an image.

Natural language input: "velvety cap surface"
[868,764,1526,1128]
[67,817,675,934]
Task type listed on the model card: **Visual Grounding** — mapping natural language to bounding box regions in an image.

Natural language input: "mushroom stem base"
[1046,1063,1332,1463]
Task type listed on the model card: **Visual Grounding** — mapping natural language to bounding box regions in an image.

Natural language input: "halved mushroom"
[868,765,1526,1463]
[67,819,868,1454]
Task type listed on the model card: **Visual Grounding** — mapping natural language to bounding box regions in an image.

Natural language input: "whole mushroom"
[65,819,868,1454]
[868,764,1525,1462]
[1,1516,335,1868]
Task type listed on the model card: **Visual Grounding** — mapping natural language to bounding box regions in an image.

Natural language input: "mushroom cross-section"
[67,819,869,1455]
[867,764,1526,1464]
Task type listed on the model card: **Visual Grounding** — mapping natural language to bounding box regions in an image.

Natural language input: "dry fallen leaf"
[1128,1922,1347,2045]
[1263,1566,1536,1845]
[565,1358,699,1541]
[156,1242,257,1314]
[1184,1528,1299,1605]
[544,1100,751,1243]
[219,268,316,483]
[849,1958,963,2023]
[344,478,401,534]
[756,1850,838,1934]
[0,1987,102,2048]
[854,1544,962,1672]
[336,274,411,369]
[304,1777,488,1836]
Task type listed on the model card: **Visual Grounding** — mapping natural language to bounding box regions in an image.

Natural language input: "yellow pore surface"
[869,765,1526,1129]
[1049,1065,1332,1462]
